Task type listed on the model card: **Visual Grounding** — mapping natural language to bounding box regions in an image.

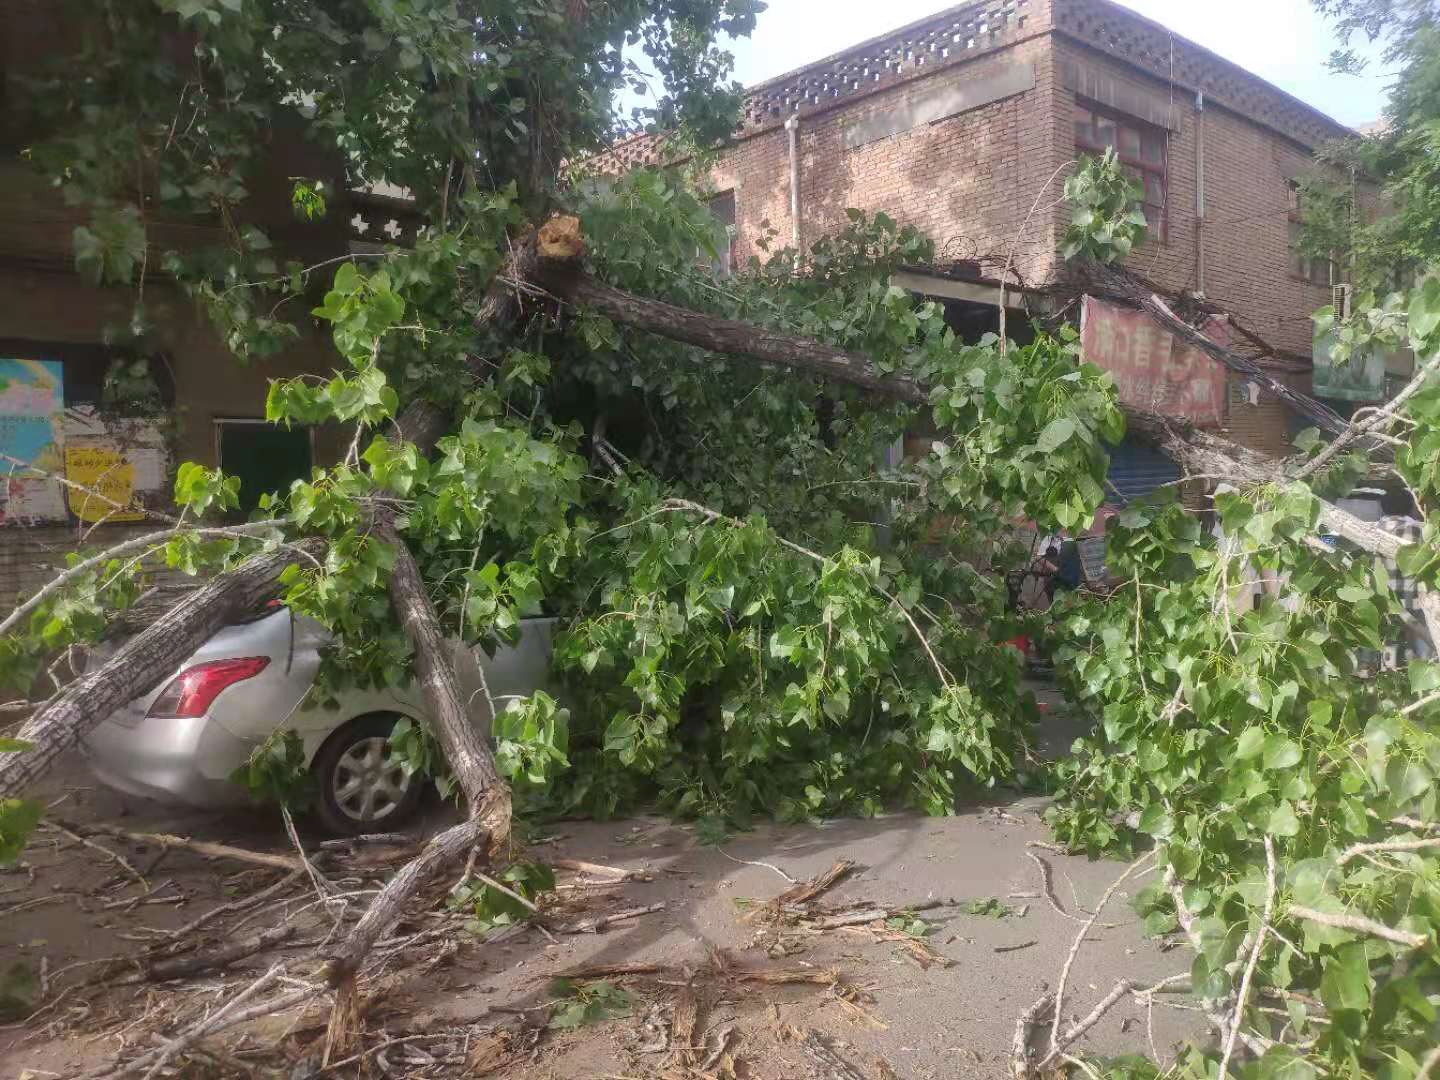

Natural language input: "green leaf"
[1143,909,1179,935]
[1262,735,1302,771]
[1409,276,1440,346]
[1266,800,1301,837]
[332,261,360,295]
[1254,1047,1318,1080]
[1035,417,1077,454]
[1236,727,1266,759]
[1319,943,1373,1011]
[0,798,43,866]
[1136,803,1173,838]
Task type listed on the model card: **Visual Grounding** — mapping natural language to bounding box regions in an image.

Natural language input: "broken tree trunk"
[317,520,511,1058]
[528,241,1401,561]
[0,540,325,802]
[321,816,488,1061]
[373,517,511,839]
[323,817,487,988]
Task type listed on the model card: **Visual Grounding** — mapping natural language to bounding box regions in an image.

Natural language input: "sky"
[703,0,1394,129]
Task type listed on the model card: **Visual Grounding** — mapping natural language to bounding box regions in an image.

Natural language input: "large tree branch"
[0,539,326,802]
[528,241,1401,560]
[539,263,930,405]
[373,516,509,837]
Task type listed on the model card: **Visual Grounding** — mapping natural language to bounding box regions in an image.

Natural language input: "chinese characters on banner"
[65,446,143,523]
[1079,296,1230,428]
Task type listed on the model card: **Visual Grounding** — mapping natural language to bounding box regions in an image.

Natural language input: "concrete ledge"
[841,62,1036,150]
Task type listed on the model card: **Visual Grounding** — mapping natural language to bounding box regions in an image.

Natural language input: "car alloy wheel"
[313,713,427,834]
[332,736,413,824]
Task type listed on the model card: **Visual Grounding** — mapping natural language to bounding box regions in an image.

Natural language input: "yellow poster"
[65,446,143,523]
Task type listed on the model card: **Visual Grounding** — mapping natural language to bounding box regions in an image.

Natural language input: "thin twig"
[1401,689,1440,717]
[316,1033,446,1075]
[1219,836,1275,1080]
[1024,848,1086,923]
[560,902,666,934]
[158,868,303,945]
[1287,904,1429,950]
[998,159,1076,355]
[1050,852,1158,1055]
[1296,348,1440,479]
[282,806,335,912]
[48,823,147,893]
[471,870,540,913]
[92,965,285,1079]
[1338,836,1440,865]
[716,848,797,884]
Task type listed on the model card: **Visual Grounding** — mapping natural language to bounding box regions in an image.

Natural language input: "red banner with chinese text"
[1079,296,1229,428]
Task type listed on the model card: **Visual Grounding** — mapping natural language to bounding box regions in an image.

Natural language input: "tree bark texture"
[373,518,510,836]
[324,816,487,987]
[0,539,325,802]
[540,264,930,406]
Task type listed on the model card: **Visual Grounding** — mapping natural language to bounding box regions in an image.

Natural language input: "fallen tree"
[5,4,1440,1078]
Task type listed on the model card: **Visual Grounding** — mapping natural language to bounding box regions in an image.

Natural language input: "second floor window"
[1074,104,1167,238]
[1288,181,1333,285]
[707,190,736,278]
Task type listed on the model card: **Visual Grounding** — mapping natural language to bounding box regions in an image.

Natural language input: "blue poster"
[0,359,66,523]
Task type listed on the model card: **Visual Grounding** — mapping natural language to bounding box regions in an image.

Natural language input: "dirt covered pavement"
[1,752,1201,1079]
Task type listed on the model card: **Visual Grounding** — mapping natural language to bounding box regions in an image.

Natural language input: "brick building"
[599,0,1394,471]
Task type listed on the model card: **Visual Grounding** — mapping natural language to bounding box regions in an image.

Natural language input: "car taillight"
[147,657,270,719]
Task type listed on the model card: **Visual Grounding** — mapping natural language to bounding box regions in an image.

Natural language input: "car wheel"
[312,714,425,835]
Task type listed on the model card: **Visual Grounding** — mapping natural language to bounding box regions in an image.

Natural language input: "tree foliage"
[1299,1,1440,292]
[7,2,1440,1076]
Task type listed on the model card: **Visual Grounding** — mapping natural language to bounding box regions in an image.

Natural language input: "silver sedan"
[81,608,560,833]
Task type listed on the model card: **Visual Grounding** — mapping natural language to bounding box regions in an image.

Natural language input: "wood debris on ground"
[0,819,695,1079]
[737,864,1012,970]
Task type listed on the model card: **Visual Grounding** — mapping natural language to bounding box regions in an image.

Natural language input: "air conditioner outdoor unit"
[1332,283,1353,319]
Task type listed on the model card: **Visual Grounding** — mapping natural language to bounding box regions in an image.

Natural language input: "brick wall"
[1050,38,1340,358]
[1223,368,1313,459]
[706,11,1064,287]
[0,523,163,608]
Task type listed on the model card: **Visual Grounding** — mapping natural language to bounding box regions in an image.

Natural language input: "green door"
[217,421,312,514]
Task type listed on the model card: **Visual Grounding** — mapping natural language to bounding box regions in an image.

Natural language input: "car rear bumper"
[81,711,256,809]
